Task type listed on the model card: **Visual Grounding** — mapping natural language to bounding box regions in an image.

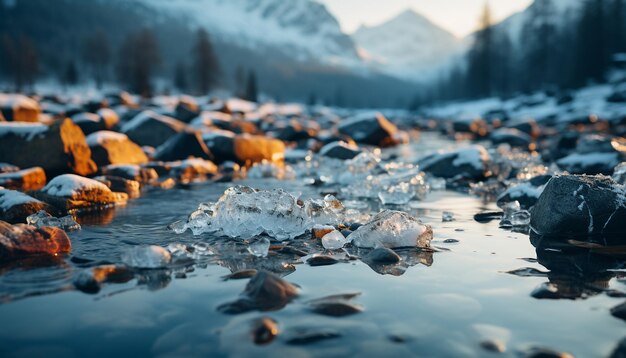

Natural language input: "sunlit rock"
[0,189,53,224]
[0,220,71,260]
[35,174,128,212]
[0,167,46,191]
[86,131,148,166]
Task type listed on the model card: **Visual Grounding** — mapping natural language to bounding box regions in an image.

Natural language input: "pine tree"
[174,61,188,92]
[1,34,39,92]
[192,28,220,95]
[245,70,258,102]
[62,60,79,87]
[465,1,495,98]
[82,30,111,89]
[117,29,161,97]
[234,65,246,98]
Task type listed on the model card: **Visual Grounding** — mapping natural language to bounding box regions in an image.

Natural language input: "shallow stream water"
[0,135,624,357]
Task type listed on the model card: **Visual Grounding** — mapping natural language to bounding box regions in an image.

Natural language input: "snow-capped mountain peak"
[135,0,360,65]
[353,8,461,80]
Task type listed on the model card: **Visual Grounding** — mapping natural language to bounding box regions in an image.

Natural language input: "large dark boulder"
[530,175,626,239]
[86,131,148,167]
[154,131,212,161]
[0,220,71,261]
[0,119,97,176]
[338,112,400,147]
[120,110,186,147]
[418,145,491,180]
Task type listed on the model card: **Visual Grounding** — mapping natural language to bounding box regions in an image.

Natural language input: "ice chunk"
[344,166,429,203]
[613,162,626,185]
[321,230,350,250]
[121,245,172,268]
[442,211,455,222]
[248,238,270,257]
[174,186,344,241]
[510,210,531,226]
[378,182,413,205]
[348,210,433,249]
[26,210,81,231]
[499,201,522,228]
[247,160,295,180]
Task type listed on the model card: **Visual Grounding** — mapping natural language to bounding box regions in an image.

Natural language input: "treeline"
[424,0,626,104]
[0,27,259,100]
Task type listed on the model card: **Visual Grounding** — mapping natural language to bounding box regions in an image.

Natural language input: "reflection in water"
[0,255,74,303]
[530,233,626,300]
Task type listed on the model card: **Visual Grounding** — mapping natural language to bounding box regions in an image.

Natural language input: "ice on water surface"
[121,245,172,269]
[247,237,271,257]
[173,186,344,241]
[348,210,433,249]
[499,201,530,227]
[26,210,81,231]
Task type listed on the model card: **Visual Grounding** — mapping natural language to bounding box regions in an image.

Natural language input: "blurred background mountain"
[0,0,624,108]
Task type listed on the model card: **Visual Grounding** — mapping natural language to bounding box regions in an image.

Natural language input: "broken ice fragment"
[248,238,271,257]
[442,211,455,222]
[167,220,187,234]
[121,245,171,268]
[378,182,413,205]
[173,186,344,241]
[347,210,433,249]
[499,201,521,228]
[321,230,349,250]
[26,210,81,231]
[510,210,531,226]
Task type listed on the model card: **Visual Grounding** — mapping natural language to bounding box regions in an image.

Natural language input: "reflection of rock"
[354,247,434,276]
[529,233,622,300]
[218,271,299,314]
[0,255,73,303]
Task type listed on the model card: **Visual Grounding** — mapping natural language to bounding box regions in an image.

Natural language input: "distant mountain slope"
[353,9,461,80]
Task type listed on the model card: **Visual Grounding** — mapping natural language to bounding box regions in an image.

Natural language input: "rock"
[101,164,158,183]
[474,211,504,223]
[307,255,339,266]
[285,328,341,345]
[521,346,573,358]
[174,96,200,123]
[338,112,400,147]
[86,131,148,166]
[276,120,317,142]
[0,220,71,260]
[310,301,363,317]
[168,158,218,183]
[233,134,285,165]
[319,141,361,160]
[480,339,506,353]
[251,317,279,345]
[94,175,141,198]
[490,128,532,149]
[530,175,626,238]
[34,174,128,212]
[120,110,186,147]
[506,118,541,138]
[419,145,491,180]
[73,264,133,294]
[496,177,550,210]
[72,112,106,135]
[0,167,46,191]
[348,210,433,249]
[218,271,299,314]
[0,94,40,122]
[221,269,258,281]
[611,301,626,321]
[609,337,626,358]
[366,247,401,264]
[0,163,19,174]
[449,117,489,138]
[202,130,237,164]
[154,131,212,161]
[557,152,621,175]
[0,119,97,176]
[0,189,55,224]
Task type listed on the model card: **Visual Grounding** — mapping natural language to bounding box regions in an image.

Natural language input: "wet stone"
[218,271,299,314]
[480,339,506,353]
[366,247,401,264]
[474,211,504,223]
[251,317,279,345]
[285,328,341,345]
[309,301,363,317]
[610,301,626,321]
[521,346,574,358]
[504,267,549,277]
[221,269,258,281]
[307,255,339,267]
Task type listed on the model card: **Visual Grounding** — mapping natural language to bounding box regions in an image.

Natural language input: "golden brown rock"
[0,167,46,191]
[0,221,71,260]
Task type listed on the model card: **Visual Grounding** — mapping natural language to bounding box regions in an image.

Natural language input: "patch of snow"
[0,189,42,210]
[0,122,48,141]
[41,174,110,198]
[86,131,129,146]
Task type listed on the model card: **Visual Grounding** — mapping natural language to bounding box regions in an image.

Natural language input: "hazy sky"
[318,0,534,38]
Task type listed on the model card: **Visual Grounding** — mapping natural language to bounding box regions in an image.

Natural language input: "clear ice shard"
[248,238,270,257]
[347,210,433,249]
[510,210,531,226]
[121,245,172,268]
[500,201,523,227]
[321,230,350,250]
[172,186,344,241]
[26,210,81,231]
[442,211,455,222]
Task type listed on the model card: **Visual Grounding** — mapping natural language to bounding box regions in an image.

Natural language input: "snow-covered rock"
[0,189,53,224]
[556,152,621,175]
[419,145,491,180]
[87,131,148,166]
[338,112,400,147]
[36,174,128,211]
[0,94,40,122]
[121,110,187,147]
[0,167,46,191]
